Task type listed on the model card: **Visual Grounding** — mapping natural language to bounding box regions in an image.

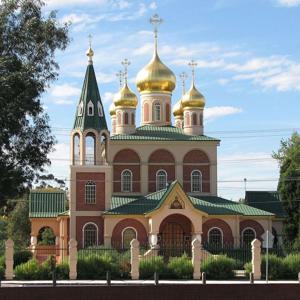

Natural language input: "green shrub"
[0,255,5,267]
[261,254,287,280]
[139,256,165,279]
[14,250,32,267]
[283,254,300,279]
[0,265,4,280]
[56,262,69,280]
[201,255,235,279]
[244,262,252,277]
[14,259,42,280]
[167,254,193,279]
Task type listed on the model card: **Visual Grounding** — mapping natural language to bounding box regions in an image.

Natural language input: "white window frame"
[78,101,83,116]
[191,170,202,193]
[208,227,223,246]
[154,102,161,121]
[156,169,167,191]
[97,102,103,117]
[87,100,94,116]
[241,227,256,244]
[82,222,99,248]
[121,169,132,192]
[85,181,96,204]
[121,227,138,249]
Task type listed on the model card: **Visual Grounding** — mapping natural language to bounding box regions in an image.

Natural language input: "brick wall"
[240,219,265,240]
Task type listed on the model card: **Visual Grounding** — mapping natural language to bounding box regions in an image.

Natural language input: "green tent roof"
[245,191,287,218]
[29,190,67,218]
[73,61,107,132]
[104,181,274,217]
[110,125,220,142]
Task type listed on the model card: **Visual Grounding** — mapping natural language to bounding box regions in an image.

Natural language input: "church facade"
[29,17,284,252]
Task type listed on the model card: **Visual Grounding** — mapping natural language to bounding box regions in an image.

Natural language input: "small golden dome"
[173,100,183,117]
[86,46,94,58]
[182,83,205,109]
[113,83,138,108]
[136,50,176,93]
[109,102,116,116]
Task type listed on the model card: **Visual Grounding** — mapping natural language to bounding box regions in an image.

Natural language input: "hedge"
[201,255,235,279]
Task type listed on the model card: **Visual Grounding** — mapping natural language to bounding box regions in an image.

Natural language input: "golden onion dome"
[181,82,205,109]
[173,100,183,117]
[113,83,138,108]
[109,102,116,116]
[136,49,176,93]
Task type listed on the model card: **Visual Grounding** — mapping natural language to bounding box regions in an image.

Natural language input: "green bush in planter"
[0,265,4,280]
[167,254,193,279]
[261,254,287,280]
[139,256,165,279]
[14,250,33,267]
[201,255,235,279]
[283,253,300,279]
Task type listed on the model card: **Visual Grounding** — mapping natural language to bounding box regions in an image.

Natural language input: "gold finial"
[188,60,197,85]
[150,14,163,53]
[179,72,188,95]
[86,34,94,64]
[116,70,124,88]
[121,58,131,84]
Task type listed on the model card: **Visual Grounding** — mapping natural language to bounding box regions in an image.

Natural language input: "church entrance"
[158,214,192,256]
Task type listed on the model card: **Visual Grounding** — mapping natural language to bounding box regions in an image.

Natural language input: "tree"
[273,132,300,244]
[0,0,69,207]
[6,196,31,247]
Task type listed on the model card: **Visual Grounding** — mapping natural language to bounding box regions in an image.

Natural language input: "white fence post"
[130,239,140,280]
[5,239,14,280]
[192,238,201,280]
[251,239,261,280]
[69,239,78,280]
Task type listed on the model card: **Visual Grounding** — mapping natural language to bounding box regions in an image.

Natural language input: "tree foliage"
[0,0,69,207]
[273,132,300,243]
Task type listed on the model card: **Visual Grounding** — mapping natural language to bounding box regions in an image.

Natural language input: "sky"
[41,0,300,200]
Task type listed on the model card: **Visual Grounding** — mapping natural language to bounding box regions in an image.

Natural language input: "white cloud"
[149,2,157,10]
[51,84,81,98]
[102,92,115,104]
[45,0,107,7]
[53,99,74,105]
[205,106,243,121]
[276,0,300,7]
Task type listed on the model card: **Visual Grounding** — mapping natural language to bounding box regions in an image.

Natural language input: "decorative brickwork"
[240,219,265,240]
[111,218,148,247]
[113,149,141,193]
[76,216,104,249]
[159,214,192,234]
[202,218,234,245]
[76,172,106,211]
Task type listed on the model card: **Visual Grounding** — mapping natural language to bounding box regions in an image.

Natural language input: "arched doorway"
[158,214,192,255]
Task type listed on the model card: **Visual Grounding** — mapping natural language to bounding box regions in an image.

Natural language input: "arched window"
[124,112,129,125]
[117,111,122,125]
[154,102,161,121]
[242,228,256,246]
[185,112,190,126]
[192,113,197,125]
[87,100,94,116]
[131,113,135,125]
[191,170,202,192]
[121,169,132,192]
[85,133,95,165]
[166,103,170,122]
[208,227,223,246]
[37,227,55,245]
[200,114,203,126]
[144,103,149,122]
[156,169,167,191]
[83,223,98,248]
[85,181,96,204]
[122,227,137,249]
[78,102,83,116]
[73,134,80,165]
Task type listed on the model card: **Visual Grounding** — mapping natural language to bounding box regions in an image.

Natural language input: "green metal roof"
[110,125,220,142]
[73,62,108,132]
[104,181,274,217]
[245,191,287,218]
[29,190,67,218]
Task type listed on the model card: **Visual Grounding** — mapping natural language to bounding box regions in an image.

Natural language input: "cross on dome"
[86,34,94,64]
[150,14,163,51]
[188,60,197,84]
[121,58,131,84]
[179,72,188,95]
[116,70,124,88]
